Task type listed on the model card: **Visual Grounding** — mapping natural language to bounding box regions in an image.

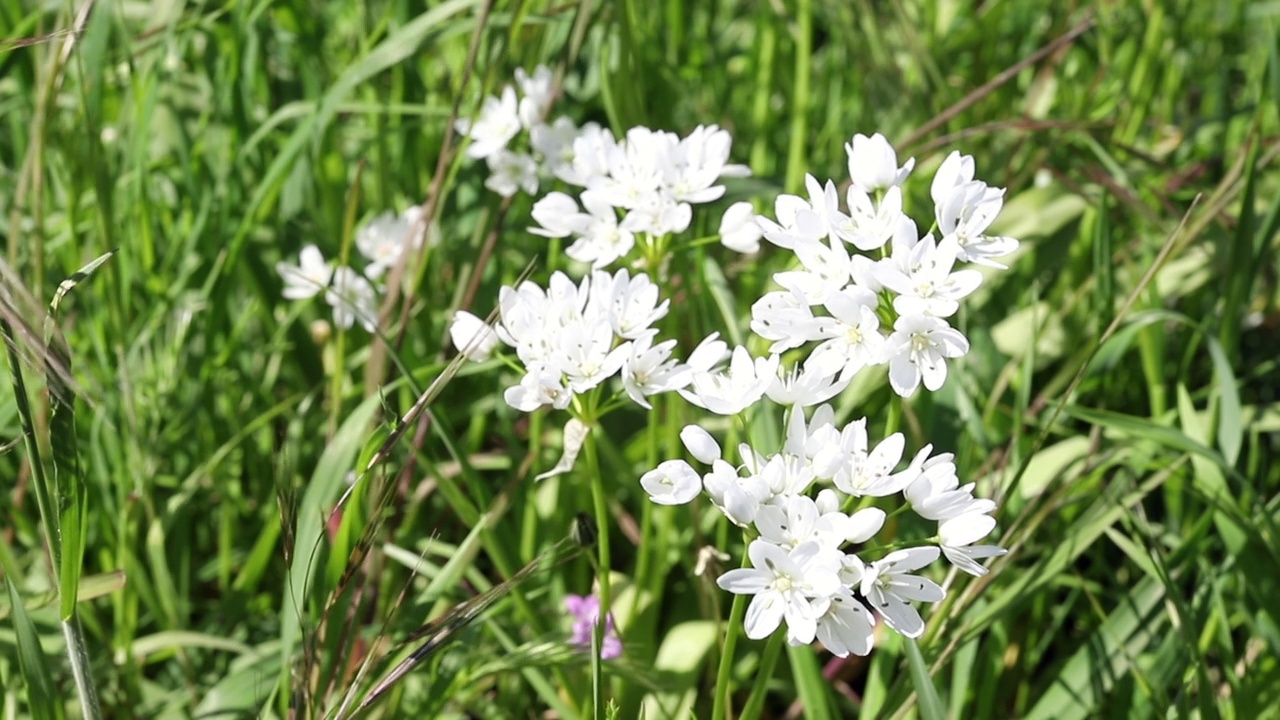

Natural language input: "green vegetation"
[2,0,1278,718]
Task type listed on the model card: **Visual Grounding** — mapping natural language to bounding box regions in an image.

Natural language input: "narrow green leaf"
[787,644,831,719]
[1207,338,1243,466]
[1091,197,1113,328]
[3,577,58,720]
[905,637,947,720]
[1217,139,1259,358]
[1024,576,1167,720]
[278,392,383,694]
[700,256,745,347]
[45,250,115,620]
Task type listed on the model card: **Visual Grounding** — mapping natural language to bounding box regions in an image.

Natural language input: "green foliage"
[1,0,1277,718]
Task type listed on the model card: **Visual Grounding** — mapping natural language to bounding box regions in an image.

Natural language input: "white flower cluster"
[276,206,427,332]
[529,124,751,268]
[458,66,752,267]
[640,405,1005,656]
[450,269,717,411]
[452,125,1012,657]
[455,65,584,198]
[450,269,872,417]
[748,133,1018,397]
[629,132,1014,655]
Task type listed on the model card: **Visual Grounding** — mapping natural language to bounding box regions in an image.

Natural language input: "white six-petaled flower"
[717,539,843,644]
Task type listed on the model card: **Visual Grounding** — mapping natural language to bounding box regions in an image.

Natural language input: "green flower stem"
[583,428,611,720]
[584,431,612,607]
[885,393,902,437]
[629,403,663,625]
[631,489,653,623]
[740,630,785,720]
[711,551,752,720]
[783,0,812,193]
[919,570,965,648]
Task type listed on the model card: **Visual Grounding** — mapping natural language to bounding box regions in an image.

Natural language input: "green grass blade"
[2,567,59,720]
[45,249,115,620]
[787,643,832,719]
[904,637,946,720]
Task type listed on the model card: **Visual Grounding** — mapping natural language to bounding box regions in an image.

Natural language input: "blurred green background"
[1,0,1278,717]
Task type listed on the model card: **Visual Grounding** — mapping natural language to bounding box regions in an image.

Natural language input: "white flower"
[703,459,771,527]
[774,235,853,306]
[841,184,904,251]
[531,191,635,269]
[532,117,586,181]
[448,310,500,361]
[756,189,828,250]
[766,357,849,407]
[357,212,419,279]
[564,124,615,187]
[884,314,970,397]
[679,346,780,415]
[820,420,921,498]
[640,459,702,505]
[845,132,914,192]
[686,332,730,372]
[930,151,976,208]
[278,245,332,300]
[662,124,740,204]
[808,287,887,381]
[904,454,996,521]
[935,181,1019,268]
[782,404,838,468]
[515,65,555,128]
[755,495,852,550]
[754,452,819,498]
[504,363,572,411]
[621,191,693,236]
[815,587,876,657]
[719,201,763,254]
[799,175,850,242]
[458,86,521,160]
[621,333,690,408]
[750,289,828,354]
[878,235,984,318]
[552,319,629,393]
[812,489,888,546]
[716,539,842,644]
[591,126,667,210]
[845,506,888,543]
[596,269,669,339]
[850,215,919,292]
[494,282,554,366]
[938,513,1006,576]
[326,266,378,332]
[851,547,944,638]
[680,424,721,464]
[484,150,539,197]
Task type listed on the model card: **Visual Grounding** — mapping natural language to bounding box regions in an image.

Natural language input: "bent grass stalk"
[343,514,597,717]
[1,252,114,720]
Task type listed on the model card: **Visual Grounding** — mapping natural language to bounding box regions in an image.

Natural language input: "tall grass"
[2,0,1277,718]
